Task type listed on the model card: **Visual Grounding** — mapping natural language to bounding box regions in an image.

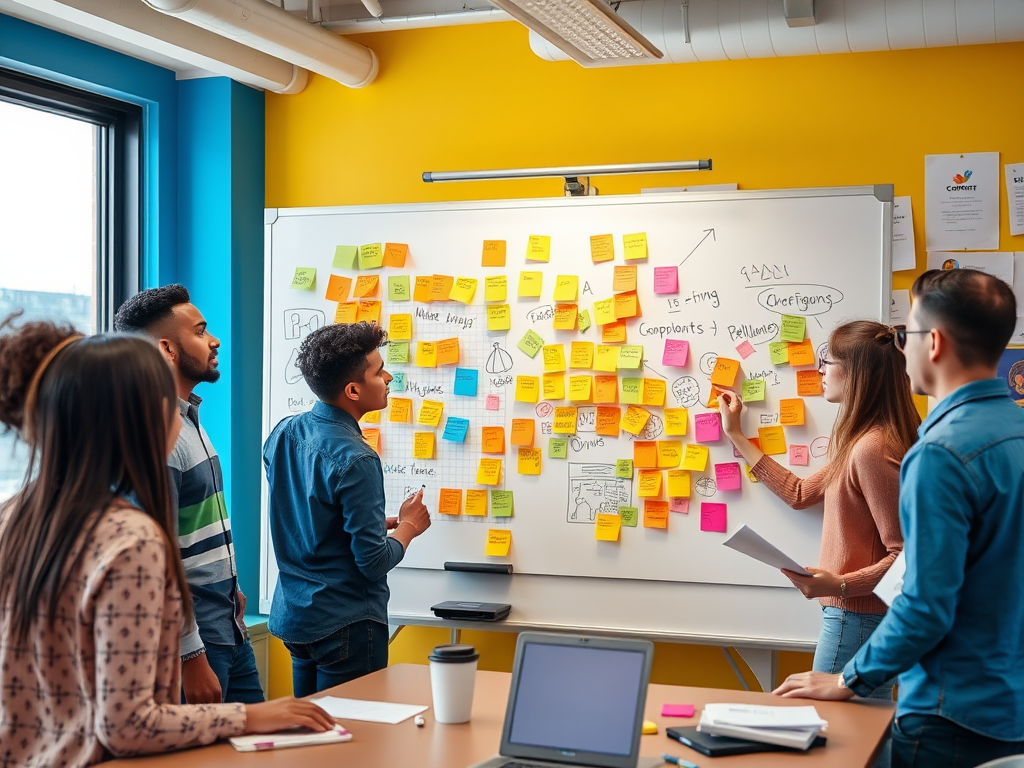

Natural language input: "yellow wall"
[263,26,1024,696]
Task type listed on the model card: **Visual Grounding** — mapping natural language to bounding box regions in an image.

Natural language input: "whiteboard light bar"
[423,160,712,183]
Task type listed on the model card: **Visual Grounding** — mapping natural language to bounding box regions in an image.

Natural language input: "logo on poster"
[948,170,976,191]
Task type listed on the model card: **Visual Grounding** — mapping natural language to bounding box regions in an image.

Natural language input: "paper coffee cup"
[428,644,480,724]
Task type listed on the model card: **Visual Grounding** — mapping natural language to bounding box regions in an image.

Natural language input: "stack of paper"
[697,704,827,750]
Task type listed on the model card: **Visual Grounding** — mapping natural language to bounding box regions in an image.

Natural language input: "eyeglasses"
[892,324,931,351]
[818,357,836,370]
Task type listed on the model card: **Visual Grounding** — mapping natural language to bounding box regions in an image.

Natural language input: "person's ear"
[928,329,944,364]
[157,338,176,364]
[344,380,361,402]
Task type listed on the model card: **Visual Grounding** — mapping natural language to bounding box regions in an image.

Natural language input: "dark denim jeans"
[203,641,265,704]
[284,620,389,698]
[892,714,1024,768]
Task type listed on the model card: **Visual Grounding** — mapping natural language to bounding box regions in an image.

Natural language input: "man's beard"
[180,346,220,384]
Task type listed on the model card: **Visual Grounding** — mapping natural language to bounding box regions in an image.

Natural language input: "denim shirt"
[263,402,405,644]
[845,379,1024,740]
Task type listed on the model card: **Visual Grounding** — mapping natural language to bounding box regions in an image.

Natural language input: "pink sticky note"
[485,394,500,411]
[700,502,727,533]
[736,340,756,359]
[662,704,696,718]
[663,339,690,367]
[653,266,679,295]
[715,462,742,491]
[694,412,721,443]
[669,497,690,514]
[790,445,809,466]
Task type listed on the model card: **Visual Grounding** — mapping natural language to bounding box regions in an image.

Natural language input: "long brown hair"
[0,325,192,643]
[823,320,920,486]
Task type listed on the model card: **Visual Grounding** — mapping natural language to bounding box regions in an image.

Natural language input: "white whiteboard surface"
[260,186,892,646]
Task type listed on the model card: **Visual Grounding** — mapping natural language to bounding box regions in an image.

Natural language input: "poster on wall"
[891,196,916,271]
[997,348,1024,405]
[925,152,999,251]
[1007,163,1024,237]
[926,251,1014,287]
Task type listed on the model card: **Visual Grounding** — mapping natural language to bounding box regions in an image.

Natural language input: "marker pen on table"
[662,755,699,768]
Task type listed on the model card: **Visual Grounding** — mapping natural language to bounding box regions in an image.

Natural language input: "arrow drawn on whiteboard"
[814,317,824,329]
[641,360,667,380]
[678,228,716,266]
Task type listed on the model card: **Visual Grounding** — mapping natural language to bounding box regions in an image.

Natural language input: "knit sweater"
[751,428,903,614]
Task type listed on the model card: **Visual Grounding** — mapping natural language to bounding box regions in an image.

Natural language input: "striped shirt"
[170,394,245,658]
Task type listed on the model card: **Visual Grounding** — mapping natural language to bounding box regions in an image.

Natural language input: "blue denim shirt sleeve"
[334,454,405,582]
[845,442,977,695]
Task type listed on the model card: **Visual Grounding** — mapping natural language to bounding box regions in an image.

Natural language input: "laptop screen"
[506,642,646,757]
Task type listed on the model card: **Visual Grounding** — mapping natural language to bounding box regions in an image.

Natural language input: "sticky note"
[543,373,565,400]
[326,275,352,302]
[485,529,511,556]
[449,277,478,304]
[453,368,479,396]
[465,489,488,516]
[644,500,669,528]
[710,358,741,387]
[476,458,503,485]
[578,310,592,333]
[633,441,658,468]
[526,234,550,262]
[570,342,594,369]
[553,304,578,331]
[389,397,412,423]
[681,444,710,471]
[694,413,721,442]
[517,329,545,358]
[438,489,462,516]
[388,314,413,340]
[485,394,500,411]
[417,400,444,426]
[663,339,690,367]
[790,445,809,466]
[594,375,618,404]
[669,498,690,514]
[620,377,642,405]
[335,302,358,324]
[643,379,666,407]
[553,407,578,434]
[780,398,806,426]
[485,275,507,302]
[662,704,696,718]
[361,410,380,424]
[769,342,789,366]
[700,503,727,533]
[596,513,622,541]
[715,462,742,491]
[487,304,511,331]
[593,299,616,326]
[442,416,470,443]
[736,339,756,359]
[613,291,640,320]
[481,426,505,454]
[637,470,662,497]
[658,441,683,469]
[619,506,639,527]
[413,276,432,303]
[596,406,620,435]
[742,378,766,402]
[354,274,379,298]
[291,267,316,290]
[515,376,540,403]
[358,243,383,270]
[601,321,627,344]
[797,370,824,396]
[387,275,411,302]
[613,266,637,293]
[653,266,679,295]
[569,375,593,403]
[667,469,690,498]
[391,372,406,392]
[788,339,816,367]
[590,234,615,263]
[543,344,566,373]
[491,490,514,517]
[416,341,438,367]
[758,426,787,455]
[553,275,578,301]
[620,405,651,435]
[594,345,619,373]
[623,232,648,261]
[356,301,381,323]
[517,447,542,475]
[510,418,535,446]
[429,275,454,302]
[413,431,435,459]
[387,341,409,364]
[436,338,459,365]
[382,242,408,268]
[333,245,358,270]
[362,428,381,454]
[617,345,644,370]
[549,437,569,458]
[615,459,633,478]
[780,314,806,342]
[665,408,688,435]
[482,240,506,267]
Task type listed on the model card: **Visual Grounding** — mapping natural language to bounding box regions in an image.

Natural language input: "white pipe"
[326,7,510,35]
[142,0,378,88]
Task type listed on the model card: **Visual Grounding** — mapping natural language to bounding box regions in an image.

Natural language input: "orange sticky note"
[517,447,542,475]
[710,357,741,387]
[417,400,444,427]
[637,469,663,497]
[413,276,432,303]
[429,275,454,303]
[596,406,620,436]
[620,405,651,435]
[797,370,824,396]
[437,338,460,365]
[325,275,352,302]
[602,321,627,344]
[510,418,535,446]
[570,341,594,369]
[334,302,358,324]
[476,458,503,485]
[643,378,666,407]
[590,234,615,263]
[465,489,488,516]
[595,513,621,542]
[388,313,413,340]
[613,292,639,320]
[389,397,412,423]
[658,440,683,469]
[362,428,381,455]
[356,301,381,323]
[664,408,688,436]
[413,431,435,459]
[788,339,816,367]
[569,375,593,403]
[706,385,722,409]
[613,266,637,292]
[780,398,806,426]
[354,275,380,298]
[643,500,669,528]
[553,407,578,434]
[594,375,618,404]
[438,489,462,515]
[542,373,565,400]
[633,441,658,468]
[553,304,578,331]
[758,426,787,455]
[485,529,512,557]
[383,243,409,268]
[482,426,505,454]
[482,240,506,267]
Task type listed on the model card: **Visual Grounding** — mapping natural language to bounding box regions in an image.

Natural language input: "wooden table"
[115,664,894,767]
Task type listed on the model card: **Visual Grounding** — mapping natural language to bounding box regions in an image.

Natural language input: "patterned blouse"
[0,504,247,767]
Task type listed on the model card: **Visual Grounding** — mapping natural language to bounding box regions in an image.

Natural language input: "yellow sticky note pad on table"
[780,398,806,426]
[389,397,412,423]
[437,338,460,365]
[515,375,540,403]
[388,314,412,340]
[637,470,663,497]
[526,235,551,262]
[325,275,351,302]
[595,513,622,542]
[413,431,435,459]
[476,458,503,485]
[413,276,432,303]
[710,357,741,387]
[543,373,565,400]
[667,469,691,498]
[543,344,566,373]
[570,342,594,369]
[449,277,478,304]
[517,447,542,475]
[758,426,787,455]
[665,408,688,435]
[485,276,507,302]
[613,265,637,292]
[593,299,616,326]
[553,275,578,301]
[518,271,543,297]
[481,426,505,454]
[356,301,381,323]
[623,233,649,261]
[510,418,535,446]
[335,302,358,324]
[487,304,511,331]
[602,321,627,344]
[553,407,578,434]
[569,375,593,402]
[438,489,463,516]
[482,240,506,267]
[620,405,651,435]
[658,440,683,468]
[594,345,619,372]
[416,341,438,367]
[465,489,488,516]
[594,376,618,404]
[681,444,710,471]
[788,339,816,367]
[485,529,512,557]
[417,399,444,427]
[354,274,379,298]
[643,378,666,407]
[553,304,578,330]
[590,234,615,263]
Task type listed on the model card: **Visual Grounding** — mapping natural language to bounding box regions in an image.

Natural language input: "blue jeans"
[203,641,265,704]
[284,620,389,698]
[892,714,1024,768]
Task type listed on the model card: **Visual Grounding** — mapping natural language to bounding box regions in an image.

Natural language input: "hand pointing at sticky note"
[717,390,766,469]
[391,487,431,551]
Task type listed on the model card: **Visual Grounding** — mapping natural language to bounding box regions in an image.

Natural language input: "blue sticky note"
[442,416,470,443]
[391,371,405,393]
[453,368,479,397]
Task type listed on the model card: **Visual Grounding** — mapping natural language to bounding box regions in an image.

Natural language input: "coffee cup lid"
[429,643,480,663]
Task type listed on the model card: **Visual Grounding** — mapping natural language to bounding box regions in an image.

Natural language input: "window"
[0,69,141,501]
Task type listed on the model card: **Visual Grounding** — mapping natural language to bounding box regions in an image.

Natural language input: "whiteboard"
[260,186,892,646]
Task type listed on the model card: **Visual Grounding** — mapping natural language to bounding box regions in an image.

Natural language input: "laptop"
[468,632,661,768]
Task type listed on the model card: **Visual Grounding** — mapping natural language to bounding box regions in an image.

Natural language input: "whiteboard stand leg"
[721,648,750,691]
[733,647,778,692]
[388,624,404,643]
[450,628,461,644]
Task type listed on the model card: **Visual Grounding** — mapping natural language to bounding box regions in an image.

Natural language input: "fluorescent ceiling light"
[488,0,663,67]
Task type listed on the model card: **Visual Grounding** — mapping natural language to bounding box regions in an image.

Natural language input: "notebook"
[228,724,352,751]
[467,632,660,768]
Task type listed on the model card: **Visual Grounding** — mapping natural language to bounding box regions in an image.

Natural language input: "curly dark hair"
[297,322,388,401]
[113,284,191,333]
[0,312,81,434]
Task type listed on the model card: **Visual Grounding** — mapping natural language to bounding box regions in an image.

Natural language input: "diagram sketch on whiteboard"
[567,463,633,524]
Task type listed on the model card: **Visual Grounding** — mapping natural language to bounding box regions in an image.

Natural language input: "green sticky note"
[290,267,316,290]
[549,438,569,459]
[615,459,633,478]
[779,314,806,343]
[388,275,411,302]
[617,345,644,369]
[387,341,410,364]
[769,342,790,366]
[333,245,358,270]
[578,309,592,333]
[620,378,642,404]
[741,378,767,402]
[491,490,514,517]
[517,329,545,358]
[358,243,384,270]
[619,506,639,527]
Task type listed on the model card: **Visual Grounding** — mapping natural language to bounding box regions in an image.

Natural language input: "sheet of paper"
[413,276,432,302]
[1015,254,1024,318]
[333,245,358,270]
[594,376,617,404]
[653,266,678,295]
[667,469,690,498]
[593,298,616,326]
[485,394,500,411]
[657,440,682,468]
[596,406,620,435]
[412,431,435,459]
[387,340,409,364]
[735,340,756,360]
[925,152,999,250]
[437,338,460,365]
[335,302,358,324]
[568,375,592,402]
[613,291,640,320]
[291,267,316,290]
[873,550,906,607]
[787,339,815,367]
[890,289,911,324]
[637,469,662,497]
[671,498,691,514]
[429,274,456,301]
[417,400,444,427]
[590,234,615,263]
[758,426,786,455]
[769,342,789,365]
[362,428,381,454]
[796,370,824,396]
[485,529,512,556]
[453,368,479,397]
[358,243,383,269]
[702,703,825,730]
[779,398,805,426]
[356,301,381,324]
[601,321,626,344]
[594,345,619,372]
[311,697,428,724]
[389,398,412,423]
[1007,163,1024,237]
[391,371,406,392]
[643,378,666,407]
[510,418,535,446]
[789,445,809,466]
[633,441,657,468]
[926,251,1014,286]
[482,240,506,267]
[415,341,437,368]
[620,405,651,435]
[892,195,916,271]
[620,378,641,405]
[578,310,592,333]
[617,344,644,369]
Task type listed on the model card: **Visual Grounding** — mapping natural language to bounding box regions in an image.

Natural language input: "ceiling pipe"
[142,0,379,88]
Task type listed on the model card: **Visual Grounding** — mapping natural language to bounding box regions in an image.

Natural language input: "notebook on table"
[228,724,352,751]
[467,632,661,768]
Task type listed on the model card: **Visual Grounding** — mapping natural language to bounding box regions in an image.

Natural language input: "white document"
[873,550,906,607]
[722,524,812,577]
[925,152,999,250]
[890,289,911,324]
[229,724,352,752]
[1013,317,1024,346]
[311,697,429,724]
[926,251,1014,287]
[892,196,916,271]
[702,703,827,730]
[1007,163,1024,237]
[1014,253,1024,318]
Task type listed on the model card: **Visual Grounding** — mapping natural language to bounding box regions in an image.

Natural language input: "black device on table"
[666,726,827,757]
[431,601,512,621]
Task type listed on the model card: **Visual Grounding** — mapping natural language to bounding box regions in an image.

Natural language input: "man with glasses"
[775,269,1024,768]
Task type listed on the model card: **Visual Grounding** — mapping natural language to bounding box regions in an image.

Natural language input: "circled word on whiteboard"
[756,284,844,316]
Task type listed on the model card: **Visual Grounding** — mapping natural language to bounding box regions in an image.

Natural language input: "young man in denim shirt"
[264,322,431,696]
[775,269,1024,768]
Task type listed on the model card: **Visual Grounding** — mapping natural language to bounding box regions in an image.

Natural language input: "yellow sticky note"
[637,470,663,497]
[553,303,578,331]
[325,275,352,302]
[356,301,381,323]
[633,441,658,468]
[482,240,506,267]
[362,427,381,454]
[485,529,512,557]
[515,375,540,403]
[643,378,666,407]
[593,299,616,326]
[620,405,651,435]
[518,271,543,297]
[543,373,566,400]
[358,243,383,269]
[291,267,316,290]
[623,232,648,261]
[664,408,688,436]
[681,444,710,471]
[413,431,435,459]
[596,406,620,435]
[438,489,463,516]
[614,292,640,320]
[543,344,566,373]
[602,322,627,344]
[595,513,621,542]
[594,345,619,373]
[617,345,644,370]
[553,275,578,301]
[780,398,806,426]
[667,469,691,498]
[413,276,432,303]
[417,399,444,427]
[449,277,478,304]
[658,440,683,469]
[354,274,380,298]
[429,275,454,303]
[481,426,505,454]
[590,234,615,263]
[334,302,358,324]
[613,265,637,293]
[388,314,413,340]
[389,397,413,423]
[487,304,511,331]
[526,235,551,262]
[517,447,542,475]
[570,341,594,369]
[382,242,408,268]
[758,426,787,455]
[788,339,816,367]
[361,409,380,424]
[594,375,618,404]
[437,338,460,365]
[465,489,488,516]
[553,407,578,434]
[476,458,503,485]
[485,276,507,302]
[510,418,535,446]
[416,341,438,367]
[710,357,741,387]
[569,375,593,403]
